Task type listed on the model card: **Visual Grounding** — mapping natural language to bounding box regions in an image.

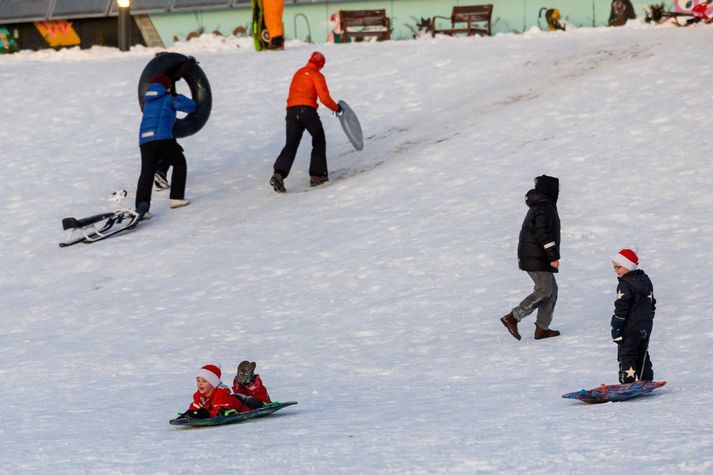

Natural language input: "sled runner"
[170,401,297,427]
[338,100,363,151]
[562,380,666,404]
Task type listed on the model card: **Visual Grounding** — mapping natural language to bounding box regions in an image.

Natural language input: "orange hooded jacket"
[286,62,339,112]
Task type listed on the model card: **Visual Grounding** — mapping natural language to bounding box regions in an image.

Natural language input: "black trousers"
[136,139,187,210]
[273,106,327,178]
[617,330,653,383]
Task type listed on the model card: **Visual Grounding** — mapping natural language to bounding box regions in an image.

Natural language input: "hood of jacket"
[525,189,555,208]
[144,83,169,102]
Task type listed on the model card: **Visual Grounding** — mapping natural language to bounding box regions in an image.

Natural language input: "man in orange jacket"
[271,52,341,192]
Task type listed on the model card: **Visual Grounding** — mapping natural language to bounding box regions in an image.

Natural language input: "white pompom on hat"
[196,364,222,388]
[612,247,639,270]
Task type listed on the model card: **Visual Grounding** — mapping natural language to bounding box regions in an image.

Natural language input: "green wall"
[150,0,665,46]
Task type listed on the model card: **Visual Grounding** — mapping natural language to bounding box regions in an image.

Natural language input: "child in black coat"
[610,247,656,383]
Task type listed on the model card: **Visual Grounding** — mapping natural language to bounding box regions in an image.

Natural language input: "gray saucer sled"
[338,100,363,151]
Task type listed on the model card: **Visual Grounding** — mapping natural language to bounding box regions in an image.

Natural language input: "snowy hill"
[1,24,712,473]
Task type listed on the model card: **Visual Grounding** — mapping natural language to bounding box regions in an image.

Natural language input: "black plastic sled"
[169,401,297,427]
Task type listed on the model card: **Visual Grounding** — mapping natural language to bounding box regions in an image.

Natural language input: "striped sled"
[562,381,666,404]
[169,401,297,427]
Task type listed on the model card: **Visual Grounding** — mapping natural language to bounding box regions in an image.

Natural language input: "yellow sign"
[34,21,81,47]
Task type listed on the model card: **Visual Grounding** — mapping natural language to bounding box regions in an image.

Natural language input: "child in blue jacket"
[135,73,196,217]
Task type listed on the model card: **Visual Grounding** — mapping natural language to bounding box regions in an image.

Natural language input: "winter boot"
[500,312,521,341]
[310,175,329,187]
[235,360,257,386]
[170,199,190,209]
[266,36,284,50]
[270,172,286,193]
[154,171,170,191]
[534,325,561,340]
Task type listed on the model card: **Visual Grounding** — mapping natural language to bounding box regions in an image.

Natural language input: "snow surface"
[1,23,713,474]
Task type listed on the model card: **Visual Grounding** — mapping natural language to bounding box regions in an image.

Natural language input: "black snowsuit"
[611,269,656,382]
[517,190,561,272]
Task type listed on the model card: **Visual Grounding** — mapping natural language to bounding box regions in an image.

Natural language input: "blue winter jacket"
[139,83,196,145]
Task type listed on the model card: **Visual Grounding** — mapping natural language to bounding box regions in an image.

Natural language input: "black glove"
[610,314,625,344]
[185,407,211,419]
[176,56,197,78]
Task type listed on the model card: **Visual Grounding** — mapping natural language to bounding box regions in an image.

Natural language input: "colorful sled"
[251,0,269,51]
[562,381,666,404]
[169,401,297,427]
[338,100,363,151]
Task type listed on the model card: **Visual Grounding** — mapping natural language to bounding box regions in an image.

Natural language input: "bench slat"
[339,9,391,42]
[430,4,493,37]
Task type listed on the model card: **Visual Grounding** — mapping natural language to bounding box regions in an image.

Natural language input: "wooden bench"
[430,5,493,37]
[338,9,391,43]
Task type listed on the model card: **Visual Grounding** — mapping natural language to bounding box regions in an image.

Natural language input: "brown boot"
[310,175,329,187]
[500,313,521,340]
[270,172,286,193]
[534,325,561,340]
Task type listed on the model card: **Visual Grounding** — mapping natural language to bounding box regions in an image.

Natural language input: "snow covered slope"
[1,25,712,473]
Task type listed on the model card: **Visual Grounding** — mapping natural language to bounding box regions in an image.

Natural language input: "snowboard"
[562,381,666,404]
[251,0,268,51]
[169,401,297,427]
[338,100,364,151]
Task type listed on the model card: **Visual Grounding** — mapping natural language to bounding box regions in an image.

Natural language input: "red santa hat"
[196,364,222,388]
[612,247,639,270]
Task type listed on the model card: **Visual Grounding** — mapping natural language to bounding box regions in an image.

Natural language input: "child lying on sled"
[183,363,267,419]
[184,362,274,418]
[232,360,272,404]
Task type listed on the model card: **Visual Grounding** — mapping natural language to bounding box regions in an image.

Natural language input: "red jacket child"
[232,361,272,404]
[233,374,272,403]
[186,364,252,418]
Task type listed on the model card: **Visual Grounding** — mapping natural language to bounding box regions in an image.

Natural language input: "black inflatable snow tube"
[137,52,212,138]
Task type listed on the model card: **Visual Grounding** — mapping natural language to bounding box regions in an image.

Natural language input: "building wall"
[150,1,659,47]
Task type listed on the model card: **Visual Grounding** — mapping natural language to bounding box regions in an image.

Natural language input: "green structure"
[149,0,661,46]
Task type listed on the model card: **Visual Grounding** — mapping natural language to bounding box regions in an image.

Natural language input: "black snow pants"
[617,330,653,383]
[136,139,187,210]
[273,106,327,179]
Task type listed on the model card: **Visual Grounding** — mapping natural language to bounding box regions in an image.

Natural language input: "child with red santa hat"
[610,247,657,383]
[184,364,255,419]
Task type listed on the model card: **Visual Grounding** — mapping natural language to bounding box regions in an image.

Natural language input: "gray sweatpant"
[512,271,558,330]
